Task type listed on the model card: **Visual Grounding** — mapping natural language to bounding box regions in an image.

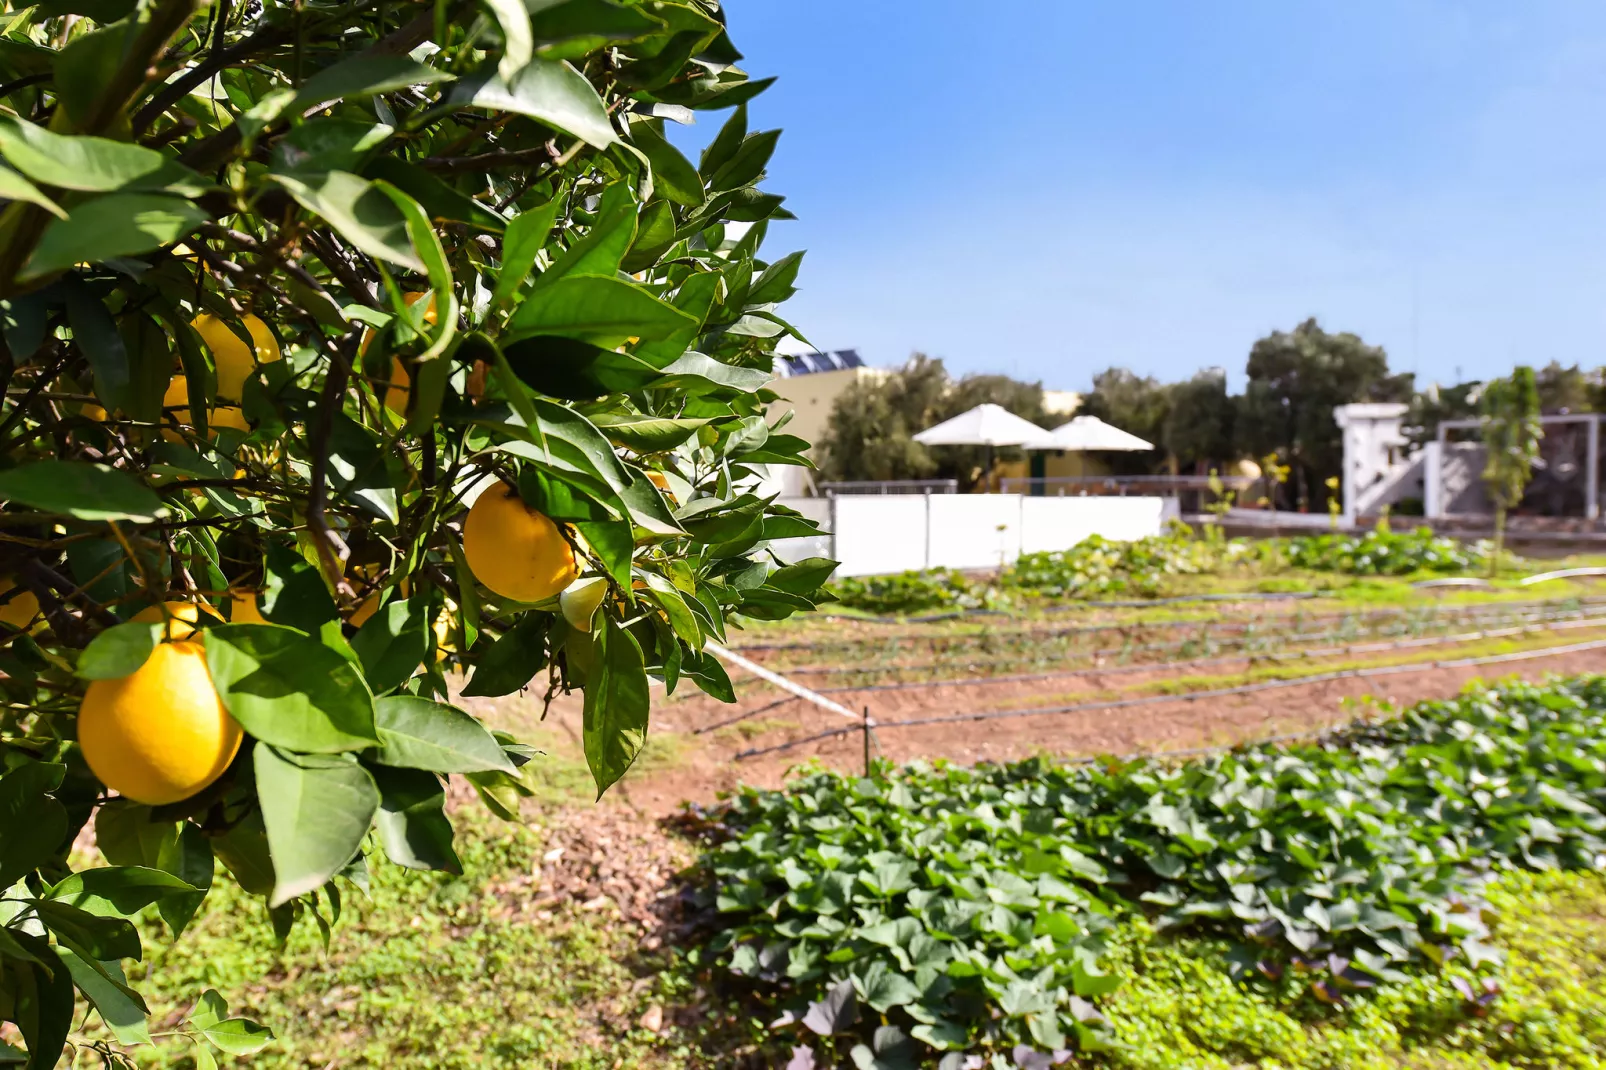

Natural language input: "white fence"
[774,494,1166,577]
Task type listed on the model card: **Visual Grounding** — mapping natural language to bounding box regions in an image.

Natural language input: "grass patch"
[1102,869,1606,1069]
[87,811,729,1070]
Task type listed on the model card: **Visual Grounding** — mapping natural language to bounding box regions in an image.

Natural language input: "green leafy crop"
[689,676,1606,1067]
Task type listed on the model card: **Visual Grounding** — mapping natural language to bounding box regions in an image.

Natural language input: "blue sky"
[674,1,1606,391]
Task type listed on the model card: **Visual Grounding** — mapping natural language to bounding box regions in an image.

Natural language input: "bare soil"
[463,626,1606,819]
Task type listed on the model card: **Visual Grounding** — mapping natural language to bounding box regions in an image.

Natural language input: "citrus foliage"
[689,677,1606,1067]
[0,0,825,1062]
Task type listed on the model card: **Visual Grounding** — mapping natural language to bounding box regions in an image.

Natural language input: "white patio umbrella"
[1044,415,1154,452]
[913,403,1058,490]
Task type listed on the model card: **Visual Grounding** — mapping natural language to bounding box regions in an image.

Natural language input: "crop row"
[685,676,1606,1068]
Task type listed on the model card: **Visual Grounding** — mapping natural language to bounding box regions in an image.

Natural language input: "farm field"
[73,533,1606,1069]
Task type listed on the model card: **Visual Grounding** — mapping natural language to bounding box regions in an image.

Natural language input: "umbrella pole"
[985,444,993,493]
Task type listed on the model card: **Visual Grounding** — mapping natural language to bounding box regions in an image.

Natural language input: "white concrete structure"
[1335,403,1421,526]
[819,493,1166,577]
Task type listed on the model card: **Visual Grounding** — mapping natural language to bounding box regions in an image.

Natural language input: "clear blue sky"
[674,1,1606,391]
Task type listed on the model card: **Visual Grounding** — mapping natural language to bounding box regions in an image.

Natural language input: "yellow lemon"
[0,579,40,631]
[358,294,436,415]
[227,590,266,624]
[78,640,242,806]
[192,313,281,402]
[349,575,411,629]
[462,480,578,603]
[132,600,224,641]
[162,376,250,438]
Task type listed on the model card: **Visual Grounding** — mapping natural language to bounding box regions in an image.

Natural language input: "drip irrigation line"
[759,603,1601,679]
[805,614,1606,695]
[729,595,1606,655]
[803,613,1606,697]
[731,635,1606,761]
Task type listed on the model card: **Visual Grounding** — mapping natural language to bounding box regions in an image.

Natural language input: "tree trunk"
[1490,503,1506,577]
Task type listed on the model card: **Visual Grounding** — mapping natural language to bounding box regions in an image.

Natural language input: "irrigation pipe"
[731,634,1606,761]
[702,642,868,726]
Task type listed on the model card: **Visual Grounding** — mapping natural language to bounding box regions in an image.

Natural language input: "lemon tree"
[0,1,828,1064]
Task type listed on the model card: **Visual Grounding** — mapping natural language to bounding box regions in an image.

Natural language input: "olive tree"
[0,0,828,1064]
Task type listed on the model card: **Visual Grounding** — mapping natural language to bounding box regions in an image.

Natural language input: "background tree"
[1163,368,1234,473]
[817,355,1050,487]
[1402,380,1482,451]
[1233,318,1412,509]
[1079,367,1168,475]
[1481,366,1544,571]
[1534,361,1597,414]
[0,2,825,1065]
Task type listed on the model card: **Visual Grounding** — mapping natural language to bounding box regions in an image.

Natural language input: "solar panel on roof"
[782,355,811,375]
[835,349,864,368]
[805,352,837,372]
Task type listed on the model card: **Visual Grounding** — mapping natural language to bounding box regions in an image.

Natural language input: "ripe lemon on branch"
[462,480,578,603]
[192,313,281,401]
[78,609,242,806]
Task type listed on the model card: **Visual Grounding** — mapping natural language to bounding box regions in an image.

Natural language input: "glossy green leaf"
[76,621,162,680]
[254,746,378,906]
[0,460,169,522]
[271,170,425,271]
[22,192,208,280]
[205,624,378,752]
[581,618,650,797]
[505,273,697,347]
[461,613,550,697]
[0,166,65,218]
[629,120,703,206]
[449,60,618,148]
[373,695,516,773]
[372,765,461,872]
[349,596,431,694]
[0,115,210,194]
[292,55,452,111]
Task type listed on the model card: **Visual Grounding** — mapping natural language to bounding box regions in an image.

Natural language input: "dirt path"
[464,636,1606,818]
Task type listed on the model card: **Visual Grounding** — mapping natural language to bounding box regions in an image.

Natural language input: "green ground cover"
[688,677,1606,1068]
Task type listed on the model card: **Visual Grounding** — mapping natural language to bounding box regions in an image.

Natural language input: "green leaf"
[21,192,208,280]
[628,120,703,206]
[46,866,200,919]
[449,60,619,148]
[749,250,805,305]
[581,619,650,797]
[490,186,566,310]
[461,614,550,697]
[0,460,169,522]
[0,166,65,218]
[254,746,378,907]
[529,0,666,60]
[362,156,506,232]
[505,274,697,347]
[373,695,516,773]
[76,621,163,680]
[372,765,461,872]
[291,55,452,111]
[482,0,534,80]
[709,130,781,192]
[29,899,140,960]
[205,624,378,753]
[260,542,339,635]
[0,115,209,194]
[591,414,711,452]
[185,993,274,1056]
[7,933,75,1070]
[211,812,275,897]
[699,103,747,179]
[57,948,149,1047]
[768,558,839,596]
[575,519,633,588]
[530,180,637,291]
[270,170,425,272]
[349,597,430,694]
[373,179,458,366]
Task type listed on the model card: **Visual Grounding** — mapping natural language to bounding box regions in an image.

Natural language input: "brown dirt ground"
[462,629,1606,819]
